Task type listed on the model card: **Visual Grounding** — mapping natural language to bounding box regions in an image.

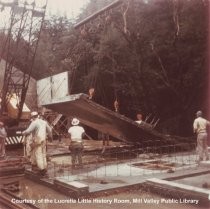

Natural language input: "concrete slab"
[23,152,210,201]
[54,178,89,197]
[145,178,210,204]
[48,154,208,193]
[174,173,210,188]
[200,160,210,168]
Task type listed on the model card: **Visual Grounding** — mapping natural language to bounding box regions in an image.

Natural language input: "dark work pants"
[69,142,83,166]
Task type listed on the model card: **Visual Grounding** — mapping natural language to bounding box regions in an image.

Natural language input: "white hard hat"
[71,118,80,126]
[31,111,38,117]
[196,110,202,117]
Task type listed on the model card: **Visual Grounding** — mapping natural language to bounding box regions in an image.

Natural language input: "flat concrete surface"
[5,144,210,208]
[25,153,210,195]
[146,178,210,198]
[57,166,210,194]
[2,152,210,209]
[200,160,210,168]
[23,161,210,198]
[174,173,210,188]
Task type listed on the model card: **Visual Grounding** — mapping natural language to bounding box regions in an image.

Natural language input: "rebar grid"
[50,142,198,180]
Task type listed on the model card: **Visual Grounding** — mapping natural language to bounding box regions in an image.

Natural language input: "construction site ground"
[1,138,210,209]
[0,179,208,209]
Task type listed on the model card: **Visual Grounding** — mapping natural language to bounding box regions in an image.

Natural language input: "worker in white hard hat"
[193,110,210,162]
[31,111,38,117]
[22,111,52,176]
[68,118,85,169]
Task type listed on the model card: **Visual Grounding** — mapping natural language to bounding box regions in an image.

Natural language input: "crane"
[0,0,47,124]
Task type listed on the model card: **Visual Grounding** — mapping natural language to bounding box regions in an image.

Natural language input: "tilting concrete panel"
[43,93,174,144]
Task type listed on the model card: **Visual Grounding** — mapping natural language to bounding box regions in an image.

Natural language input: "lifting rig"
[0,0,47,124]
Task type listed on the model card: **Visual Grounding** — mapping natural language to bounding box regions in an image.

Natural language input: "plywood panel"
[37,72,69,106]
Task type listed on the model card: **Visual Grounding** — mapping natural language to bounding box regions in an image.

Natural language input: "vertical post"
[53,162,56,178]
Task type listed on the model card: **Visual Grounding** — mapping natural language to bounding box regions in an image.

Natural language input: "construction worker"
[25,119,33,162]
[101,132,110,154]
[0,121,7,159]
[22,111,52,176]
[114,99,119,113]
[193,110,210,162]
[136,113,143,124]
[68,118,85,169]
[88,88,95,100]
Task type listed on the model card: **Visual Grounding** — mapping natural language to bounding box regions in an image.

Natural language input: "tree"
[33,0,208,136]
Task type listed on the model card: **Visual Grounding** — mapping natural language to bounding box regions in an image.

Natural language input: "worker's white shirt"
[135,120,142,124]
[68,126,85,142]
[23,118,52,144]
[193,117,210,134]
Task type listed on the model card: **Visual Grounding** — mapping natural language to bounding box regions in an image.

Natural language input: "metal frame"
[0,0,47,121]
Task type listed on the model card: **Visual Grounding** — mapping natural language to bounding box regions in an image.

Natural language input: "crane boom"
[0,0,47,122]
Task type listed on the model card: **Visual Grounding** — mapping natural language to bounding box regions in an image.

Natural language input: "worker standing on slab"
[68,118,85,169]
[193,110,210,162]
[22,111,52,176]
[0,121,7,159]
[135,113,143,125]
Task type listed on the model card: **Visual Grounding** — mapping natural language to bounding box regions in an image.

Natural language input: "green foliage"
[34,0,208,136]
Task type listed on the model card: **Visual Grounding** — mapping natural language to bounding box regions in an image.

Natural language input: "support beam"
[74,0,123,29]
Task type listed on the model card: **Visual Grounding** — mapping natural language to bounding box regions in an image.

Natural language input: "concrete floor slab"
[145,178,210,205]
[200,161,210,168]
[175,173,210,188]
